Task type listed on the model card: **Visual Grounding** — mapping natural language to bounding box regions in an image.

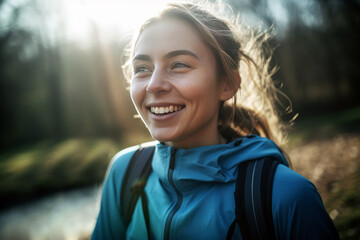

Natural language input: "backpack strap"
[227,157,280,240]
[120,146,155,230]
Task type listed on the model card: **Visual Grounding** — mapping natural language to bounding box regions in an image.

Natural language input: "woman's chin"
[150,132,184,146]
[150,132,174,143]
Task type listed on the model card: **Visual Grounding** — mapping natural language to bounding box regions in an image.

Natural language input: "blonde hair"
[123,1,292,147]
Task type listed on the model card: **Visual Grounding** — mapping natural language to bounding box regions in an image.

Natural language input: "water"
[0,186,102,240]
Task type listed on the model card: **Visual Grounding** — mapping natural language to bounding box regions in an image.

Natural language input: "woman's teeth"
[150,105,183,115]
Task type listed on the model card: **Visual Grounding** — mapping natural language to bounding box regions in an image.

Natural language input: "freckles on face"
[130,18,226,148]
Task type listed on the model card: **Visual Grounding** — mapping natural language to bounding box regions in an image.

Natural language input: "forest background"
[0,0,359,239]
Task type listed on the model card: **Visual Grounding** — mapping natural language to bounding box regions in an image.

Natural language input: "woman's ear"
[219,70,241,101]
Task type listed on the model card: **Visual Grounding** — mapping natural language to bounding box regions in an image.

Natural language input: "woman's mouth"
[149,105,185,115]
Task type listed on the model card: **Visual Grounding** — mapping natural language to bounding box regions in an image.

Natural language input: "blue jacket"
[92,135,339,239]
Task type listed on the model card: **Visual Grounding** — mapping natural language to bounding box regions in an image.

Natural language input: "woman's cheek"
[130,82,141,110]
[131,81,149,122]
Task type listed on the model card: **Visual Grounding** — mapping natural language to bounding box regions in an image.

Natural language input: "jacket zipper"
[164,147,183,240]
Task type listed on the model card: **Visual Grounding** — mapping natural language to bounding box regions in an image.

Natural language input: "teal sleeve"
[91,147,138,240]
[272,164,340,239]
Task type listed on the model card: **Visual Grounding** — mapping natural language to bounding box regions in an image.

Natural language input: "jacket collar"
[151,135,288,192]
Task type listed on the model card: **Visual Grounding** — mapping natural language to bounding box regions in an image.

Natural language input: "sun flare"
[63,0,169,42]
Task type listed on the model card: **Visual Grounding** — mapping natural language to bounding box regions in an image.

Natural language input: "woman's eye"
[171,62,190,69]
[134,66,151,74]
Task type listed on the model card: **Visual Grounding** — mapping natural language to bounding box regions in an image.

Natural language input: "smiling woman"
[91,2,339,240]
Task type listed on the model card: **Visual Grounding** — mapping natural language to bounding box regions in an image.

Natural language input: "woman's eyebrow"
[132,50,199,63]
[132,54,152,62]
[164,50,199,60]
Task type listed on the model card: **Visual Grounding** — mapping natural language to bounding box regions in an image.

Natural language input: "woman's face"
[130,18,232,148]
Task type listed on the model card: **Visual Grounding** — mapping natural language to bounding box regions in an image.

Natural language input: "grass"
[0,138,121,209]
[328,162,360,240]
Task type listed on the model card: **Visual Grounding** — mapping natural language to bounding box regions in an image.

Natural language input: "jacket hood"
[151,135,288,193]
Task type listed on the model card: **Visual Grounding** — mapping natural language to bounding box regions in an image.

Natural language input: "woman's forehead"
[134,18,208,58]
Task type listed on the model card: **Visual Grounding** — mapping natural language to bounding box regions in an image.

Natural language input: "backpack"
[120,146,281,240]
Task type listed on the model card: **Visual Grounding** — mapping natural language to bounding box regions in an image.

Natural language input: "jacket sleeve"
[91,147,138,240]
[272,164,340,240]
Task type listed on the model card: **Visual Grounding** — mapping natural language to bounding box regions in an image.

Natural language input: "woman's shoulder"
[273,164,319,204]
[272,164,339,239]
[271,164,328,223]
[105,141,158,179]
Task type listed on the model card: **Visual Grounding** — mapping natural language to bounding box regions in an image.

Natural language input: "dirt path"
[288,133,359,200]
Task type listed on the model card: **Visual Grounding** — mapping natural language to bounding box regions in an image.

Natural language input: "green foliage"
[0,138,120,207]
[327,164,360,240]
[288,107,360,147]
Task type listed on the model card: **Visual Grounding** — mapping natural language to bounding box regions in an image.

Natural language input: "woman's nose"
[146,68,171,94]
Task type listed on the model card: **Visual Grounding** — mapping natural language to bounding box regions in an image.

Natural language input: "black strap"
[228,157,280,240]
[226,219,237,240]
[261,158,279,239]
[120,146,155,232]
[140,189,152,240]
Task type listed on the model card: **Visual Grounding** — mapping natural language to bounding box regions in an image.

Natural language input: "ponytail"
[218,104,274,142]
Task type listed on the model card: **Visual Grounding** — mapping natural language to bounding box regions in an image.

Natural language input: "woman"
[92,2,339,239]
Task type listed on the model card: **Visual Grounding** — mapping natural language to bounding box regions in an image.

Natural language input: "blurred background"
[0,0,359,239]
